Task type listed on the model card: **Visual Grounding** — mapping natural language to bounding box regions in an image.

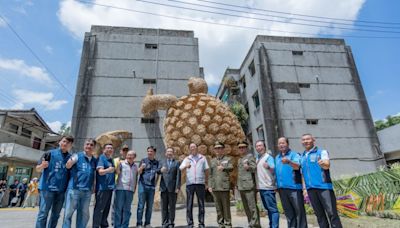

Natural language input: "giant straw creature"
[141,77,246,184]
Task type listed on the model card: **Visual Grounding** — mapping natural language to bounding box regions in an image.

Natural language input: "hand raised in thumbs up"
[41,158,49,169]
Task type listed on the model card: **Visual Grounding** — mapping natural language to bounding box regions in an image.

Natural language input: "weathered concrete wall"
[221,35,385,178]
[71,26,201,160]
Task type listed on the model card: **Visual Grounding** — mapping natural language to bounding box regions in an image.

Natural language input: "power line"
[77,0,400,39]
[137,0,400,34]
[196,0,400,25]
[167,0,400,30]
[0,14,74,97]
[0,85,20,106]
[0,94,17,106]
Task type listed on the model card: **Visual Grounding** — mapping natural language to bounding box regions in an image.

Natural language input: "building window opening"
[143,79,157,84]
[299,83,310,88]
[257,125,264,140]
[141,118,155,124]
[292,51,303,56]
[21,128,32,138]
[252,91,260,108]
[240,76,246,89]
[306,119,318,125]
[145,43,158,49]
[7,123,19,134]
[248,60,256,76]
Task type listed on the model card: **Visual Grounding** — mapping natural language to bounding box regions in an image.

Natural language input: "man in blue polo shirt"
[93,143,116,228]
[136,146,161,228]
[62,138,97,228]
[300,134,342,228]
[275,137,307,228]
[35,135,73,228]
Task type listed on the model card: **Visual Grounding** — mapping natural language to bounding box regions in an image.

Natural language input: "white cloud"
[13,89,68,110]
[205,73,221,87]
[57,0,365,93]
[45,45,53,54]
[13,6,27,15]
[47,120,71,133]
[0,58,53,84]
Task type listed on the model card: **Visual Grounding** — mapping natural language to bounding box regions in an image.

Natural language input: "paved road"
[0,203,299,228]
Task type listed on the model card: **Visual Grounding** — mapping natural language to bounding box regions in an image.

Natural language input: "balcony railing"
[0,143,44,163]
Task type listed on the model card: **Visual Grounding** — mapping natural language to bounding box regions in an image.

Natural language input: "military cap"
[214,141,225,148]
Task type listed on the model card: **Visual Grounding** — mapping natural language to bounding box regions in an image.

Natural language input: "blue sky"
[0,0,399,132]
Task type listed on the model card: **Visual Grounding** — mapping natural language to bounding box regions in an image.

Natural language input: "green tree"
[230,101,249,129]
[374,115,400,131]
[58,123,71,135]
[374,120,387,131]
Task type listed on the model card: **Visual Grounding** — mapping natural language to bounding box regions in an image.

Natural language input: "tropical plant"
[223,77,237,89]
[230,101,249,128]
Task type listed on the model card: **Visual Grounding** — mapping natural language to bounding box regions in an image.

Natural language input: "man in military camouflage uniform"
[208,141,234,228]
[237,141,261,228]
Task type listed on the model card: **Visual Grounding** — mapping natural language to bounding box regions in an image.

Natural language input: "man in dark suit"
[160,147,181,228]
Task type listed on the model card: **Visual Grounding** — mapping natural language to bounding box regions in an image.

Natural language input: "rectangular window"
[21,128,32,138]
[32,137,42,150]
[244,103,249,115]
[141,118,155,124]
[252,91,260,108]
[8,123,18,134]
[292,51,303,56]
[299,83,310,88]
[257,125,264,140]
[248,60,256,76]
[14,167,32,183]
[143,79,156,84]
[145,43,158,49]
[306,119,318,125]
[240,75,246,89]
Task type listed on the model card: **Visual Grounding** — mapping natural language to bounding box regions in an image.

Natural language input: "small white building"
[0,108,56,187]
[378,124,400,164]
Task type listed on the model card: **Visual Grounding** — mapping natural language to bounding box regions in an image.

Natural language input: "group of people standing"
[184,133,343,228]
[33,133,343,228]
[34,135,181,228]
[0,177,38,208]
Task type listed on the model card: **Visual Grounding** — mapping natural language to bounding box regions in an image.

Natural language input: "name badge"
[309,154,317,163]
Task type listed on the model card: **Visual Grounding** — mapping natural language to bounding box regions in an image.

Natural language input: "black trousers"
[18,192,26,207]
[93,190,113,228]
[161,191,178,228]
[279,189,307,228]
[186,184,205,228]
[307,188,342,228]
[8,191,16,206]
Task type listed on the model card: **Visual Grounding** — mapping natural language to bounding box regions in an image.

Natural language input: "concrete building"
[0,109,55,191]
[216,35,385,178]
[378,124,400,164]
[71,26,203,159]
